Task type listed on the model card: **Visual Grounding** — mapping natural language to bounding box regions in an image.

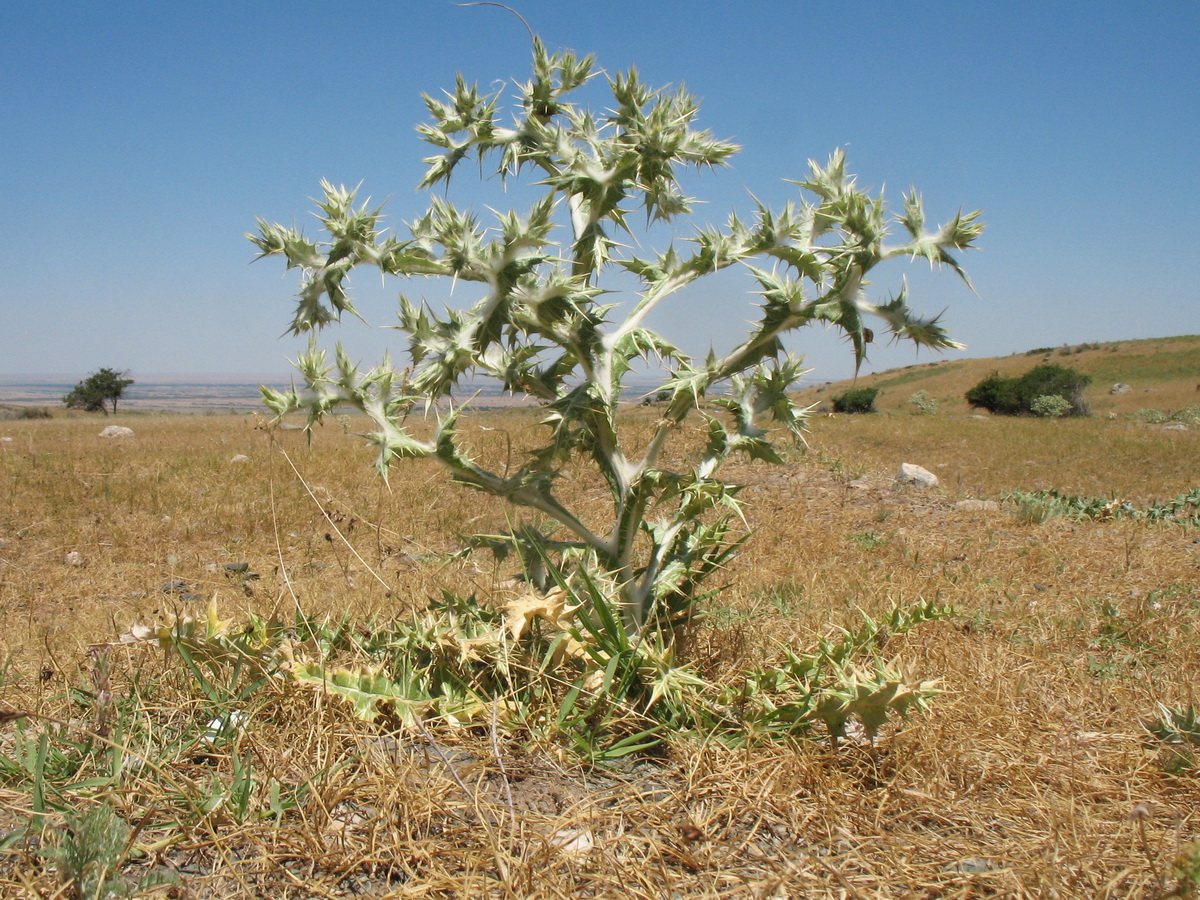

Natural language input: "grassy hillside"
[799,334,1200,416]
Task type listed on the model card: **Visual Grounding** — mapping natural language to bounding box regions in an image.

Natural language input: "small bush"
[908,390,938,415]
[964,372,1021,414]
[1130,408,1169,424]
[0,405,51,421]
[1175,404,1200,424]
[1030,394,1071,418]
[966,364,1090,416]
[1129,405,1200,425]
[832,386,879,414]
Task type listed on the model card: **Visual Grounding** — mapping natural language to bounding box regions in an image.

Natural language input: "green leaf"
[290,663,434,726]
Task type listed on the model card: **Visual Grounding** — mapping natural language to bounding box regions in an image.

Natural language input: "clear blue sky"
[2,1,1197,383]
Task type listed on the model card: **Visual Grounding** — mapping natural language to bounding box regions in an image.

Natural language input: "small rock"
[0,436,12,443]
[895,463,939,488]
[98,425,134,438]
[224,562,260,580]
[1110,383,1131,394]
[942,857,996,875]
[161,579,190,594]
[956,499,999,512]
[118,624,157,643]
[202,711,246,744]
[165,553,179,566]
[550,828,595,858]
[64,551,85,567]
[230,454,250,464]
[1163,422,1188,431]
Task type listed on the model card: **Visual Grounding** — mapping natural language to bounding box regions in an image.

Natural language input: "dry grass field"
[1,350,1198,897]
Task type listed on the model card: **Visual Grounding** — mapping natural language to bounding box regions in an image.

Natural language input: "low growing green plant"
[41,802,132,899]
[208,589,952,755]
[908,389,938,415]
[1172,840,1200,898]
[38,801,176,900]
[1145,704,1200,774]
[1130,408,1170,424]
[1129,404,1200,426]
[1030,394,1071,418]
[1004,487,1200,526]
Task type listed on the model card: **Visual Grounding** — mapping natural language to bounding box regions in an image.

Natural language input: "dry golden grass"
[1,403,1198,898]
[801,413,1197,503]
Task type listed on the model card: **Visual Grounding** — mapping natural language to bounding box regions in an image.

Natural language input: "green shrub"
[0,404,51,421]
[832,386,880,413]
[966,364,1089,416]
[964,372,1019,413]
[1022,364,1090,413]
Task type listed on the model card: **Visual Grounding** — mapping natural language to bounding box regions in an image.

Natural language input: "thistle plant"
[908,389,939,415]
[251,39,981,646]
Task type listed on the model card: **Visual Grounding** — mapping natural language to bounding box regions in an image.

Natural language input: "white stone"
[64,551,85,567]
[895,463,939,488]
[551,828,596,858]
[956,499,999,512]
[230,454,250,463]
[98,425,134,438]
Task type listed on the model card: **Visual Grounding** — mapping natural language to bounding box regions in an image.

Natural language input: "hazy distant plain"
[0,375,645,413]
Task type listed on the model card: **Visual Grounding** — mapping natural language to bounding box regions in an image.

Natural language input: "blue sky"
[2,1,1197,383]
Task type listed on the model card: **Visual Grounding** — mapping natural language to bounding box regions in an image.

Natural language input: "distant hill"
[797,335,1200,416]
